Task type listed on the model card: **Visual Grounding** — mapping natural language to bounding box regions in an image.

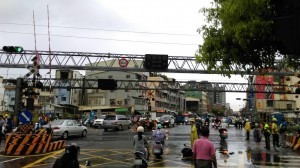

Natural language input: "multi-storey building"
[253,74,299,121]
[0,76,10,113]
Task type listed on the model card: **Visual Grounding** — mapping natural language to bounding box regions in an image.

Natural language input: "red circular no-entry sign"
[119,58,129,68]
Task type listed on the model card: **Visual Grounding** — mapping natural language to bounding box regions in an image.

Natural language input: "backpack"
[181,147,193,157]
[254,129,260,139]
[153,130,165,142]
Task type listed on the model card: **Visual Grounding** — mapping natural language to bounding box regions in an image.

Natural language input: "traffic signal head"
[144,54,168,71]
[98,79,117,90]
[2,46,23,53]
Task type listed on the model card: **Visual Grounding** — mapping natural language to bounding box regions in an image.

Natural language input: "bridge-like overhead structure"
[0,49,295,75]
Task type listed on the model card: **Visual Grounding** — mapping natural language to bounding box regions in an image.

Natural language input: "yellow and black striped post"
[4,128,65,156]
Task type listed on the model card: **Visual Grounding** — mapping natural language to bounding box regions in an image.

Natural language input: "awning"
[115,108,129,114]
[134,110,147,115]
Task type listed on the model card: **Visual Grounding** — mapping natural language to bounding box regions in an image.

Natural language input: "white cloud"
[0,0,247,111]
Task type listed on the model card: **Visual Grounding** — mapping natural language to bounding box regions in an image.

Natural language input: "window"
[287,104,292,110]
[108,75,113,79]
[126,75,130,79]
[266,100,273,107]
[110,99,116,105]
[61,97,67,101]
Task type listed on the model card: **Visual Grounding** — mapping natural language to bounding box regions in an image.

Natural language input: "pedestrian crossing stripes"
[252,154,300,168]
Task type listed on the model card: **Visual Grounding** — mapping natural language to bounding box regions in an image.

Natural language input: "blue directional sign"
[19,110,32,124]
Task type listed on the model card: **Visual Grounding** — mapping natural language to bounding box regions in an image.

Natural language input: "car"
[93,115,106,128]
[43,119,88,140]
[159,115,175,128]
[102,115,132,131]
[184,117,191,125]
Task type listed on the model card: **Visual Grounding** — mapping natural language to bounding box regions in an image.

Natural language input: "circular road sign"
[119,58,129,68]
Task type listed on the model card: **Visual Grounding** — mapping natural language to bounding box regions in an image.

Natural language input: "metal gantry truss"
[0,50,296,75]
[19,78,298,94]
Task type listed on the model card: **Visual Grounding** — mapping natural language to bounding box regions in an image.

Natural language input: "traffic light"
[2,46,23,53]
[144,54,168,71]
[98,79,117,90]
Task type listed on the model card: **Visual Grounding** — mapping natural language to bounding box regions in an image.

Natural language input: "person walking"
[263,121,271,149]
[253,123,262,148]
[190,118,198,148]
[192,127,217,168]
[0,115,5,145]
[279,118,288,147]
[271,118,280,149]
[245,119,251,141]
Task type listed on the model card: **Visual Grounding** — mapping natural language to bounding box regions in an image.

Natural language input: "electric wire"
[0,22,199,37]
[0,30,199,45]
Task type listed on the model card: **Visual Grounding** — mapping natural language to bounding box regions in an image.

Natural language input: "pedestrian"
[271,118,280,149]
[133,126,149,160]
[263,121,271,149]
[253,123,262,148]
[245,119,251,140]
[190,118,198,148]
[279,118,288,147]
[192,127,217,168]
[0,115,5,145]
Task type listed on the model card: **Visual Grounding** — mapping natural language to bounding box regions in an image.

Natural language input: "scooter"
[132,151,148,168]
[153,141,163,158]
[219,129,228,141]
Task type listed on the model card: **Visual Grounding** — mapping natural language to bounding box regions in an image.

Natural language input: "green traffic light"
[15,46,23,53]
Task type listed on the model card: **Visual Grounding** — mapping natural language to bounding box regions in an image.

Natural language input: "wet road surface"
[0,124,300,167]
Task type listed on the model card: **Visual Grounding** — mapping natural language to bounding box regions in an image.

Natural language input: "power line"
[0,30,199,45]
[0,22,199,37]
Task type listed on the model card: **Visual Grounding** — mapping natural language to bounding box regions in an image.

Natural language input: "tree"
[196,0,299,77]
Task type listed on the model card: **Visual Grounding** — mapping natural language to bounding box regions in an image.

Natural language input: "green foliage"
[196,0,286,77]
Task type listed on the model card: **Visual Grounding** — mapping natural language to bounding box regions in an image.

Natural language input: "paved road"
[0,124,300,167]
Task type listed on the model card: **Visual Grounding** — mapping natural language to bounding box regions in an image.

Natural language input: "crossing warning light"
[2,46,23,53]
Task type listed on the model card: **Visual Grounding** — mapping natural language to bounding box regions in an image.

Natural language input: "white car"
[93,117,105,128]
[44,119,88,140]
[159,115,175,128]
[102,115,132,131]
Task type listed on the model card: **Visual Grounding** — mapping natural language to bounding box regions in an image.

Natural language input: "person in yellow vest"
[271,118,280,148]
[263,121,271,149]
[245,119,251,140]
[190,118,198,148]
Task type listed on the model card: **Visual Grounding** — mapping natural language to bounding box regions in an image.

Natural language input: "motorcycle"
[153,141,163,158]
[219,128,228,141]
[132,151,148,168]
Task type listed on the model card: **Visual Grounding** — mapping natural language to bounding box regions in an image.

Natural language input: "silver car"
[102,115,131,131]
[44,119,88,139]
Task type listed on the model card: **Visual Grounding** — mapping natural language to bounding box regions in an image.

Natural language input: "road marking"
[0,157,25,163]
[21,149,64,168]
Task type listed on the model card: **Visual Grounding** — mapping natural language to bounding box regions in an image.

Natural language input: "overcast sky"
[0,0,247,111]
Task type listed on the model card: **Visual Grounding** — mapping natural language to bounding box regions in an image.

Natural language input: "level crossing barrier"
[4,126,65,156]
[285,133,300,151]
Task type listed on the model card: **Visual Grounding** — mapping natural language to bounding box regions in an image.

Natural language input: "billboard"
[255,75,274,100]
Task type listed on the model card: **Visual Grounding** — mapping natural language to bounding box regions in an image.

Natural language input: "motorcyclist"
[133,126,149,160]
[152,124,166,145]
[219,119,228,134]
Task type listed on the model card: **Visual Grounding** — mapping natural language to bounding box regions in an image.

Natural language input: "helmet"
[137,126,144,133]
[190,118,195,122]
[245,119,249,122]
[255,123,259,127]
[157,124,162,129]
[272,118,277,122]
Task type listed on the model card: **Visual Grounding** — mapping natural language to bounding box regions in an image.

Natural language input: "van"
[102,115,132,131]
